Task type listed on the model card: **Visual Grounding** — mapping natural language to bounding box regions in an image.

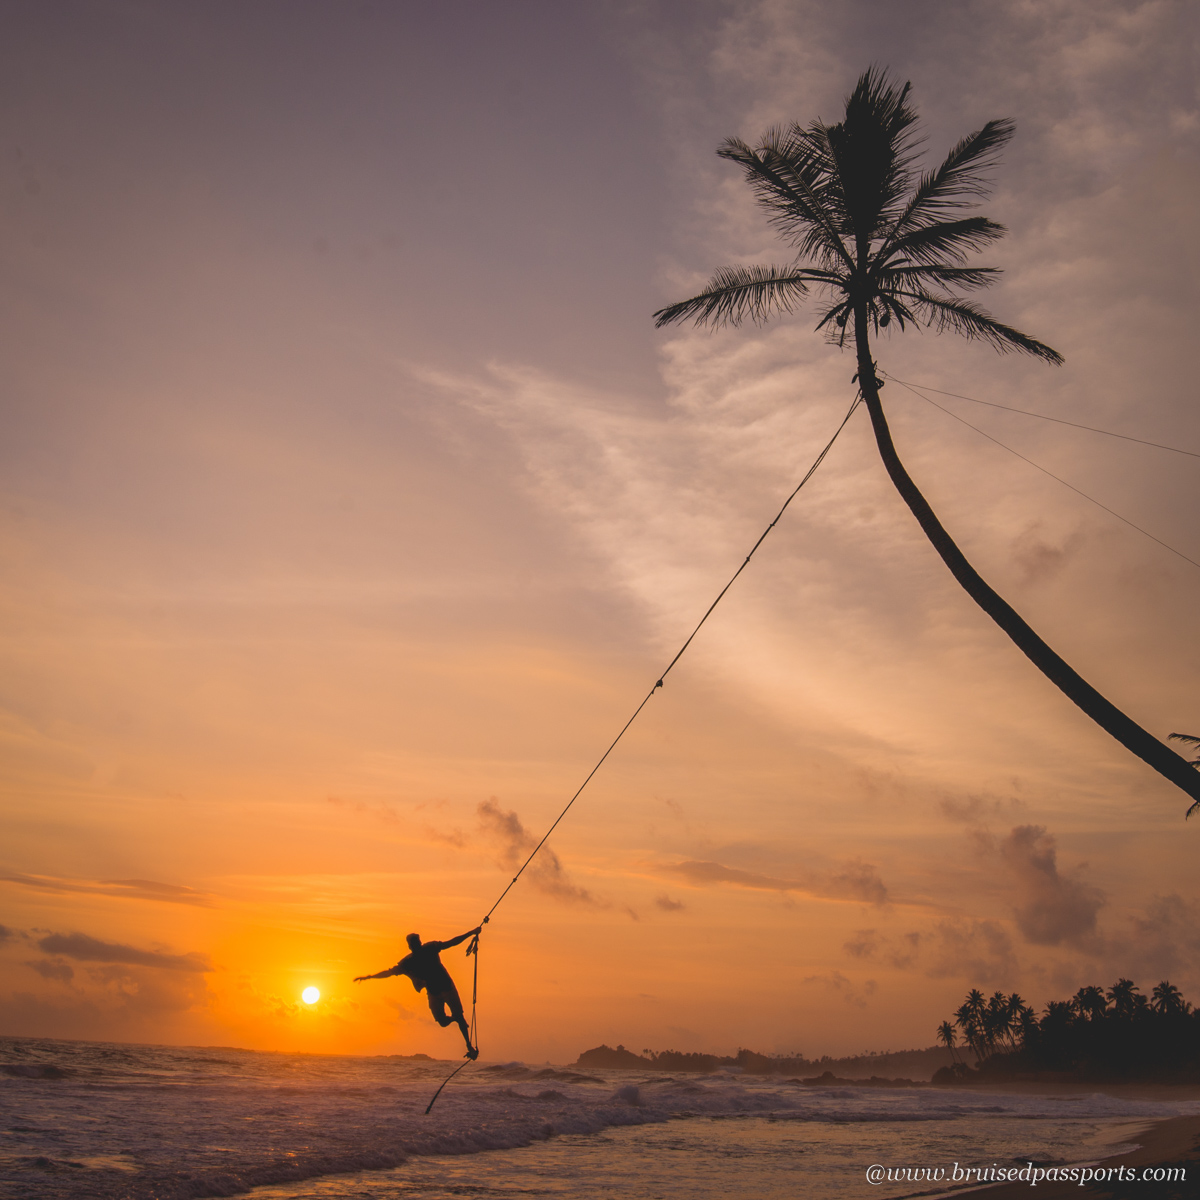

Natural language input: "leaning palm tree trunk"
[852,308,1200,808]
[657,67,1200,816]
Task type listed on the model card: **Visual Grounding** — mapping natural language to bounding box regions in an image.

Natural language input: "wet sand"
[934,1080,1200,1102]
[966,1087,1200,1198]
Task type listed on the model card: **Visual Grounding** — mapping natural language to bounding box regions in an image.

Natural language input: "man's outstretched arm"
[353,965,404,983]
[431,926,482,952]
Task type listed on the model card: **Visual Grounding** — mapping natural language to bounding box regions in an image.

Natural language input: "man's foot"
[464,1046,479,1060]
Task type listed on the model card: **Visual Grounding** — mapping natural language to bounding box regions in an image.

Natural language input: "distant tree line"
[576,1043,959,1079]
[935,979,1200,1082]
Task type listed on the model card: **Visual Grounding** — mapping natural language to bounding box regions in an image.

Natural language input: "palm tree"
[654,68,1200,817]
[937,1019,958,1064]
[1015,1002,1039,1051]
[1150,980,1188,1016]
[985,990,1013,1052]
[1073,984,1108,1022]
[955,988,988,1059]
[1107,978,1142,1020]
[1004,993,1027,1050]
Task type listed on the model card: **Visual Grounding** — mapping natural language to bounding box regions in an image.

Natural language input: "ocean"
[2,1036,1197,1200]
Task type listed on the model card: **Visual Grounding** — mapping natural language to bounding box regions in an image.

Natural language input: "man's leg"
[427,993,454,1028]
[444,986,475,1055]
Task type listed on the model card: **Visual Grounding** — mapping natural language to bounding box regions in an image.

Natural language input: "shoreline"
[971,1111,1200,1199]
[932,1079,1200,1102]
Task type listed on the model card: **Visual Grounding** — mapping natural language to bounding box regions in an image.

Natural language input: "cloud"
[999,825,1104,947]
[663,858,888,905]
[424,825,467,849]
[938,793,1024,825]
[655,894,685,912]
[1011,520,1085,585]
[0,872,212,906]
[476,798,599,906]
[926,919,1018,985]
[893,931,922,969]
[37,933,210,973]
[24,958,74,983]
[0,951,213,1040]
[827,861,889,906]
[844,929,878,959]
[667,860,799,891]
[1101,894,1200,986]
[0,924,11,943]
[843,928,921,969]
[325,795,400,824]
[384,996,417,1022]
[801,971,877,1009]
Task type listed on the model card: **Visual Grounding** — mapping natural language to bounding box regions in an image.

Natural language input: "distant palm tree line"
[936,980,1199,1081]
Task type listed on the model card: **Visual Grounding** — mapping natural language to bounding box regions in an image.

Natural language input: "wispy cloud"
[325,795,400,825]
[476,799,600,906]
[925,919,1019,985]
[1099,894,1200,988]
[843,928,921,969]
[24,958,74,983]
[802,971,877,1008]
[662,858,888,905]
[37,933,210,973]
[0,872,212,907]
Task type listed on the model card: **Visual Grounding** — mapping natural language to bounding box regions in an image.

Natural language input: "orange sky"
[2,0,1199,1062]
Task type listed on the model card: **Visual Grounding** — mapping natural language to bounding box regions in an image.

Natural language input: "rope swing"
[422,394,861,1112]
[423,929,480,1114]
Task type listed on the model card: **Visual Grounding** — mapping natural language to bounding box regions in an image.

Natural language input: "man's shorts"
[427,986,464,1026]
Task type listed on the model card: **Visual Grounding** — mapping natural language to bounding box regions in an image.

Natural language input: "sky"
[1,0,1198,1063]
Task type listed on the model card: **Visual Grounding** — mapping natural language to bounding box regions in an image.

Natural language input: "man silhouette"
[354,927,481,1058]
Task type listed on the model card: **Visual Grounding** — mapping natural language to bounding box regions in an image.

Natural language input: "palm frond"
[653,265,816,329]
[880,217,1007,267]
[718,134,854,270]
[813,300,852,332]
[761,134,855,266]
[875,292,919,330]
[751,123,843,211]
[877,264,1000,291]
[893,291,1064,363]
[823,67,922,239]
[1171,729,1200,758]
[886,119,1015,240]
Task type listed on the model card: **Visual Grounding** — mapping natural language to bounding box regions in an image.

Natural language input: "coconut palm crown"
[655,68,1200,817]
[653,68,1062,361]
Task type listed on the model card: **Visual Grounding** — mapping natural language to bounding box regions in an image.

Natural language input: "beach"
[975,1107,1200,1199]
[5,1036,1200,1199]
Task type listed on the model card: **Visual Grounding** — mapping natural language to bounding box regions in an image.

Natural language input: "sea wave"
[3,1036,1200,1200]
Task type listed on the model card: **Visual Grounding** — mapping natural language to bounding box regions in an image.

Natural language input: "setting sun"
[301,987,320,1005]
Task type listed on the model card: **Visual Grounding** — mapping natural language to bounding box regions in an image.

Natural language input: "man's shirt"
[395,942,454,994]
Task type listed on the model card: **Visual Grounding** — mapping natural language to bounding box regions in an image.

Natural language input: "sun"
[301,986,320,1005]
